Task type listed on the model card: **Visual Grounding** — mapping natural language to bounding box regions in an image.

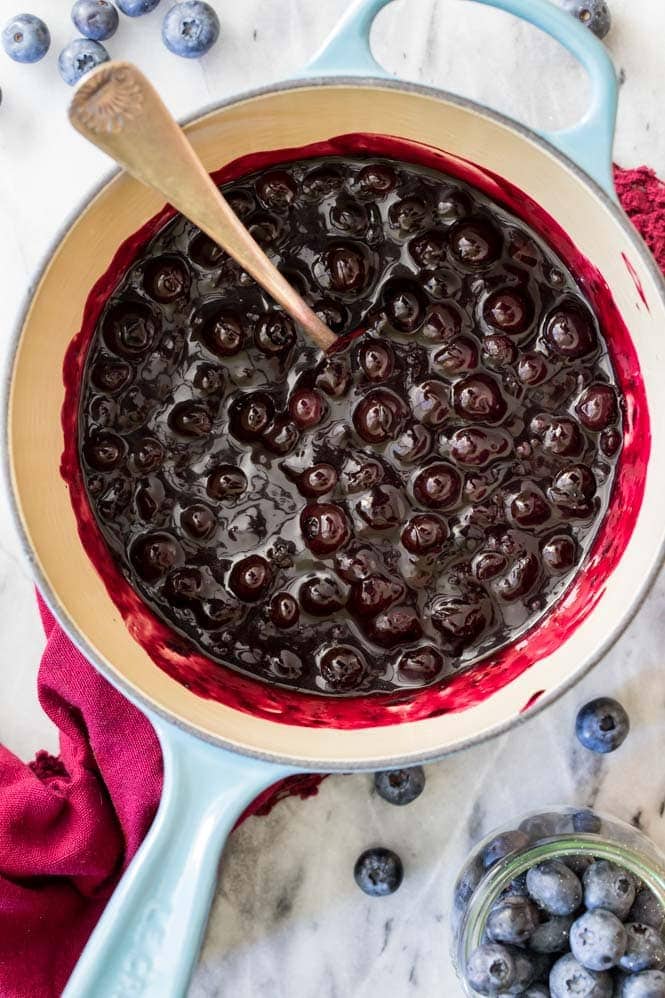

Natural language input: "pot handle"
[304,0,618,194]
[63,714,297,998]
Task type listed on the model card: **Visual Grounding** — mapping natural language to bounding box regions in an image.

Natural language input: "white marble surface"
[0,1,664,995]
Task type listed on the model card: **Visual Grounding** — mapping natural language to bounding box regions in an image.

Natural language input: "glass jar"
[452,806,665,996]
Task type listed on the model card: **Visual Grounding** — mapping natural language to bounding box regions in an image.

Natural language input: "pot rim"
[5,74,665,770]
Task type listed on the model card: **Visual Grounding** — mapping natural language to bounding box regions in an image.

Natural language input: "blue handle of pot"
[304,0,618,194]
[63,715,297,998]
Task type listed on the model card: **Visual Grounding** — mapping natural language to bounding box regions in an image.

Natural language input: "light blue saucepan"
[10,1,665,996]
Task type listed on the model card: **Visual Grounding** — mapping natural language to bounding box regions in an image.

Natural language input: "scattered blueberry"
[576,698,630,754]
[619,924,665,974]
[72,0,119,40]
[622,971,665,997]
[570,908,627,971]
[561,0,612,40]
[161,1,219,57]
[374,767,425,806]
[354,847,403,897]
[573,810,603,834]
[550,952,613,997]
[2,13,50,63]
[527,861,584,916]
[117,0,160,14]
[487,893,540,946]
[58,38,109,84]
[466,943,516,995]
[482,830,530,869]
[529,915,575,954]
[629,891,665,933]
[585,862,637,920]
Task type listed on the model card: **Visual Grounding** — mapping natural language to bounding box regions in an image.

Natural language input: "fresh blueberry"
[520,812,569,842]
[622,971,665,997]
[2,13,50,63]
[584,862,637,920]
[482,830,530,869]
[466,943,516,995]
[529,916,575,954]
[117,0,160,14]
[58,38,109,84]
[569,908,627,971]
[509,948,539,992]
[527,861,584,916]
[567,855,596,879]
[354,847,403,897]
[619,924,665,974]
[521,987,551,998]
[374,767,425,806]
[162,1,219,57]
[549,953,612,998]
[573,810,603,834]
[560,0,611,40]
[576,698,630,754]
[72,0,119,40]
[629,890,665,932]
[487,894,540,946]
[454,856,484,915]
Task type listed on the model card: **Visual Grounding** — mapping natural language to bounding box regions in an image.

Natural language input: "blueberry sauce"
[78,154,623,697]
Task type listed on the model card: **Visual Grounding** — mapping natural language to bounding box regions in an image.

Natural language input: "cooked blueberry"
[544,305,597,358]
[353,389,407,443]
[484,289,533,333]
[421,303,462,343]
[449,219,501,266]
[356,163,396,196]
[570,908,627,971]
[316,357,351,397]
[383,279,427,332]
[58,38,109,84]
[584,861,636,919]
[228,555,273,602]
[366,605,422,648]
[319,645,366,691]
[207,465,247,500]
[518,351,550,385]
[466,943,516,995]
[401,514,448,554]
[302,166,344,199]
[374,767,425,806]
[229,392,274,441]
[622,970,665,997]
[354,847,403,897]
[355,485,405,531]
[262,416,299,455]
[449,426,511,466]
[392,424,432,464]
[72,0,119,40]
[576,699,630,754]
[189,232,225,269]
[409,231,447,270]
[619,923,665,974]
[84,432,124,471]
[482,831,530,870]
[576,384,618,431]
[473,551,508,582]
[601,428,622,457]
[409,379,450,426]
[483,334,517,368]
[256,170,297,209]
[3,13,50,62]
[131,532,181,582]
[103,302,156,356]
[200,309,245,357]
[180,503,216,540]
[164,567,202,606]
[413,463,462,509]
[90,358,132,394]
[300,575,346,616]
[430,596,488,650]
[359,341,395,381]
[298,464,338,498]
[315,242,368,294]
[168,402,212,438]
[255,311,297,354]
[526,861,583,916]
[509,487,551,528]
[561,0,611,39]
[349,576,405,617]
[162,1,220,57]
[549,953,612,998]
[530,916,574,955]
[397,646,446,683]
[541,535,577,573]
[453,373,507,423]
[301,503,351,555]
[288,388,327,428]
[389,196,428,233]
[143,256,189,302]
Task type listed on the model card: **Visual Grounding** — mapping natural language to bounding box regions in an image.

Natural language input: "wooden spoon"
[68,61,338,353]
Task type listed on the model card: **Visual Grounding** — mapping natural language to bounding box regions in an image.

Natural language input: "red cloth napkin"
[0,166,662,998]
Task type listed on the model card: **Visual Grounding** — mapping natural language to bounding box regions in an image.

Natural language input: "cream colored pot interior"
[8,82,665,768]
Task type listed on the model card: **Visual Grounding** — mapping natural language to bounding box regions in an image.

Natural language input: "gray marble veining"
[0,2,663,995]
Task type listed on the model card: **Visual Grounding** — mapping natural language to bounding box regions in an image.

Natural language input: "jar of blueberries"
[452,807,665,997]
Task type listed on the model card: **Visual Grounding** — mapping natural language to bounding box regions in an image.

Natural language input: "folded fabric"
[0,166,661,997]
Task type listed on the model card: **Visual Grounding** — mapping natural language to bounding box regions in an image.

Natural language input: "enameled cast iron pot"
[6,0,665,994]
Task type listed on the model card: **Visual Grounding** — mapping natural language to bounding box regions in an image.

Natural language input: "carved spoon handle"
[69,61,337,353]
